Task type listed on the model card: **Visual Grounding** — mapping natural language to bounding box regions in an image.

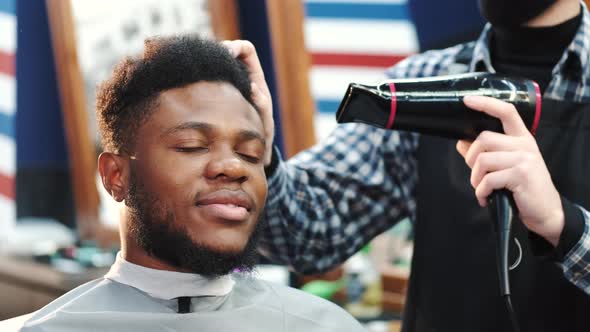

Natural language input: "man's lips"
[195,190,254,221]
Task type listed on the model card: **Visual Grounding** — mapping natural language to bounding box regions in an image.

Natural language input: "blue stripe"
[305,2,409,21]
[316,99,342,114]
[0,0,15,15]
[0,111,14,138]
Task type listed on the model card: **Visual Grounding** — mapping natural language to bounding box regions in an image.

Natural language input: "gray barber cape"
[14,275,366,332]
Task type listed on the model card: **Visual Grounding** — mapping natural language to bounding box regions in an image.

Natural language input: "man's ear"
[98,152,130,202]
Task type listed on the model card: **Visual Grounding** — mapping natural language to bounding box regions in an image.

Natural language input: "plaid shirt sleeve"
[561,209,590,294]
[258,125,419,274]
[257,46,462,274]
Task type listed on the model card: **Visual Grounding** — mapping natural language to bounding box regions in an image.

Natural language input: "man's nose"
[204,147,248,183]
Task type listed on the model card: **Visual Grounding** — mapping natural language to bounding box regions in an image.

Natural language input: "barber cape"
[8,254,365,332]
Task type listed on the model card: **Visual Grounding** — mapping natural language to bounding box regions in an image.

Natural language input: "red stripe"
[311,53,409,68]
[0,173,15,201]
[531,82,542,136]
[0,51,15,76]
[386,83,397,129]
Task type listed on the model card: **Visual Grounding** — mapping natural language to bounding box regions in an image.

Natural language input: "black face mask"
[478,0,557,27]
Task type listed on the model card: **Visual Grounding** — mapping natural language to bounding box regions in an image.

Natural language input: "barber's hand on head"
[456,95,564,246]
[222,40,275,166]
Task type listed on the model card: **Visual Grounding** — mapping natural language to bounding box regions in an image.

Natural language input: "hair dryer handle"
[488,189,516,296]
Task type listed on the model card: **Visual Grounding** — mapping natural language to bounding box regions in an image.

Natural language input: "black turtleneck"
[490,11,582,93]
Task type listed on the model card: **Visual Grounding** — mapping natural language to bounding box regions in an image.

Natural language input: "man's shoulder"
[14,278,155,331]
[0,278,108,331]
[236,278,366,331]
[386,41,475,79]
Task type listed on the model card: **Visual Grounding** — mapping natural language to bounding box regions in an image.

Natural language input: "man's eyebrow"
[161,122,213,138]
[238,130,266,146]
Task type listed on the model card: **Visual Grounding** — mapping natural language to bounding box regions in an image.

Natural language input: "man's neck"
[121,241,193,273]
[526,0,580,27]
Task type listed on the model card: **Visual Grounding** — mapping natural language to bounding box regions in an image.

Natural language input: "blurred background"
[0,0,486,330]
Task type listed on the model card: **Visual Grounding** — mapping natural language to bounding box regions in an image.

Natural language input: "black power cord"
[488,190,520,332]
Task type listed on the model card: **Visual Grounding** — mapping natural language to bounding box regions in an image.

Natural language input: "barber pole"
[0,0,16,240]
[303,0,419,140]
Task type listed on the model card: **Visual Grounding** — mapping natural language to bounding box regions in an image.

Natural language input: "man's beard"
[125,170,264,278]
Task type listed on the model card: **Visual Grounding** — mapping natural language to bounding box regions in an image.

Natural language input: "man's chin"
[201,243,248,256]
[155,237,259,277]
[189,245,251,271]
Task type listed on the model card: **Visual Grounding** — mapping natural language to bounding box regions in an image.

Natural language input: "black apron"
[403,93,590,331]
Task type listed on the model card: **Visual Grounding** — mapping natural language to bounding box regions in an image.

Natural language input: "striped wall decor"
[303,0,419,140]
[0,0,16,236]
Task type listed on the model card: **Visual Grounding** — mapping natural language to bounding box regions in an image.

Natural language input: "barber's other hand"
[456,95,564,246]
[222,40,274,166]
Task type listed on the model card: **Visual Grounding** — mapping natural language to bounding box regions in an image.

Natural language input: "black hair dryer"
[335,72,541,140]
[336,72,542,331]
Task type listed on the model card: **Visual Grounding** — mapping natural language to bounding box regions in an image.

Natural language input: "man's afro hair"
[96,34,253,153]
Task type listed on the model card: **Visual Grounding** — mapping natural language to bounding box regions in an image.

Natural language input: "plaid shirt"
[260,2,590,295]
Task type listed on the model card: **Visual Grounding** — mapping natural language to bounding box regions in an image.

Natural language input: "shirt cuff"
[264,145,281,178]
[529,195,586,260]
[560,209,590,294]
[555,196,586,260]
[264,146,286,208]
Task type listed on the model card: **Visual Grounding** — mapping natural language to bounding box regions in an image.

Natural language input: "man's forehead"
[152,82,262,130]
[155,82,264,142]
[159,81,248,105]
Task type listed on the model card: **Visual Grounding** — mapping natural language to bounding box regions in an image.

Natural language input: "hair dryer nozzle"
[336,83,392,129]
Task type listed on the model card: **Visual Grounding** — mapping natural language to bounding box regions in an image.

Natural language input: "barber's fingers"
[470,151,524,190]
[463,95,530,137]
[456,131,532,168]
[221,40,270,96]
[222,40,260,73]
[251,82,275,161]
[456,139,471,158]
[251,82,271,121]
[250,82,268,108]
[223,40,275,165]
[474,168,519,207]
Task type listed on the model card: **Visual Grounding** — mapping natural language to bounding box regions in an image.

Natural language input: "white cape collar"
[104,252,235,300]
